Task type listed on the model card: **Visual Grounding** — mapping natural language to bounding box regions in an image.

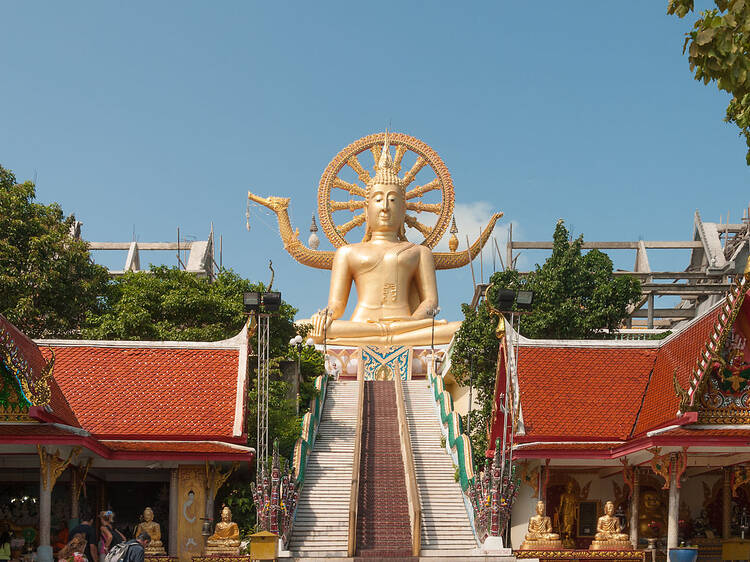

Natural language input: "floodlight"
[516,290,534,311]
[243,292,261,313]
[262,291,282,311]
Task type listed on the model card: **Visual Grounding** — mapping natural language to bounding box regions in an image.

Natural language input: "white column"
[38,471,53,562]
[169,468,179,557]
[629,467,640,548]
[667,459,680,552]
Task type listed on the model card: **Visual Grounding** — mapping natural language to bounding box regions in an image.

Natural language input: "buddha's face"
[366,183,405,234]
[643,492,660,511]
[221,507,231,522]
[536,501,545,516]
[605,501,614,516]
[144,508,153,522]
[566,481,575,493]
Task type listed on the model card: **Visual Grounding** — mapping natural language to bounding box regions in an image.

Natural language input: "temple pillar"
[70,467,80,522]
[723,467,732,539]
[169,468,179,557]
[37,446,76,562]
[667,456,680,552]
[39,470,52,562]
[629,467,640,548]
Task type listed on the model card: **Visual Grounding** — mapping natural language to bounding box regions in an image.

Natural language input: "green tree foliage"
[490,220,642,339]
[84,266,297,354]
[451,220,641,459]
[0,165,110,338]
[669,0,750,164]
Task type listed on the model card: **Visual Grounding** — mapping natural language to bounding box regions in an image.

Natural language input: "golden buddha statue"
[590,501,632,551]
[519,501,563,550]
[638,490,667,538]
[557,480,580,548]
[205,506,241,555]
[134,507,166,556]
[247,132,502,348]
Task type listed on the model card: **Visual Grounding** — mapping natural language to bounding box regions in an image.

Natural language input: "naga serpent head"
[247,191,290,213]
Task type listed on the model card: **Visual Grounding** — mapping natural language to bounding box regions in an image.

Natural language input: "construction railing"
[394,373,422,556]
[347,375,365,557]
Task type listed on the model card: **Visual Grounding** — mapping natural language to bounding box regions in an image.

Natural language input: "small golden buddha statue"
[135,507,166,556]
[519,500,563,550]
[205,506,241,555]
[589,501,632,550]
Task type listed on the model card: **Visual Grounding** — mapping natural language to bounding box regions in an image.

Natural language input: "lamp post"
[289,334,314,416]
[428,306,441,375]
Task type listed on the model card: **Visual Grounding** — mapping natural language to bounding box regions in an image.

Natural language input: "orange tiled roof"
[516,346,658,441]
[38,343,244,440]
[631,306,721,436]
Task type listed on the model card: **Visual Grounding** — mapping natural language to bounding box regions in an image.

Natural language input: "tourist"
[120,533,151,562]
[0,529,11,562]
[57,534,86,562]
[70,511,98,562]
[99,511,126,552]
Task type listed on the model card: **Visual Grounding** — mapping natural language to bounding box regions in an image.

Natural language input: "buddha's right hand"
[311,309,334,339]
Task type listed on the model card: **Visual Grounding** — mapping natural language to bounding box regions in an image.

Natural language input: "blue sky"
[2,1,748,321]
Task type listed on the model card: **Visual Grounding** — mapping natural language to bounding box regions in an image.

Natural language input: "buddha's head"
[143,507,154,522]
[221,506,232,522]
[536,500,546,516]
[604,501,615,516]
[364,133,407,241]
[565,481,575,493]
[642,491,661,512]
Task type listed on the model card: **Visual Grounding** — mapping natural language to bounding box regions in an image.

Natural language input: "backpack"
[103,541,132,562]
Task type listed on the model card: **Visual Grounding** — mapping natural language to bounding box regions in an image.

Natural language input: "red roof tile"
[632,305,721,436]
[0,424,79,437]
[101,440,252,454]
[38,344,242,439]
[515,346,657,440]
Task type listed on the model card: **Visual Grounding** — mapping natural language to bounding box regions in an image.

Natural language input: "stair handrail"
[394,373,422,557]
[426,357,519,545]
[347,375,364,557]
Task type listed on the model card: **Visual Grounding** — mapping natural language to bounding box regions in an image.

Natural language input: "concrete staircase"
[288,380,359,557]
[403,379,478,553]
[356,381,412,557]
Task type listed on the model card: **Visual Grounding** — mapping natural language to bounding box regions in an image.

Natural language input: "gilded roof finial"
[449,214,459,252]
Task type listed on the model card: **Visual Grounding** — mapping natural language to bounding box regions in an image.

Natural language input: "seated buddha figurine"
[590,501,632,550]
[135,507,166,556]
[308,134,460,347]
[520,500,563,550]
[205,506,241,555]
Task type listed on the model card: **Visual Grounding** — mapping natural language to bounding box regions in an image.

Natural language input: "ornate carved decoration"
[519,461,540,498]
[687,263,750,410]
[72,457,92,505]
[646,447,688,489]
[731,465,750,498]
[38,445,79,490]
[205,461,240,502]
[0,324,54,407]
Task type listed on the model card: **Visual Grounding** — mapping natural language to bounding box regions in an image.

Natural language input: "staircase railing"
[394,373,422,557]
[347,375,364,556]
[426,359,518,545]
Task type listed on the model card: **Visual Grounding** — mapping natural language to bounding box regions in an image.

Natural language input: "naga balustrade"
[427,361,518,544]
[251,371,329,546]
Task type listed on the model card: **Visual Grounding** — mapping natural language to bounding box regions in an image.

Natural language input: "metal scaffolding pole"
[256,313,271,473]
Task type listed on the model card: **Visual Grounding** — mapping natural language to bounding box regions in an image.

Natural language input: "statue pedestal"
[589,539,633,551]
[145,546,167,557]
[519,539,564,550]
[203,545,240,556]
